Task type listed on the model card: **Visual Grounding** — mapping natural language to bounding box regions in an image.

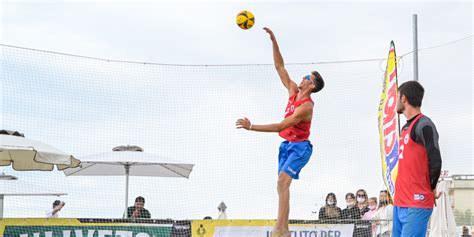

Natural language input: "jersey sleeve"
[414,117,442,190]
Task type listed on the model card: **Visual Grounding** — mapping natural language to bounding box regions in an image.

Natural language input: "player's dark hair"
[311,71,324,93]
[398,81,424,107]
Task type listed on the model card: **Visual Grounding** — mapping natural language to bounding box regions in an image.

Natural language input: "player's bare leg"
[272,172,292,237]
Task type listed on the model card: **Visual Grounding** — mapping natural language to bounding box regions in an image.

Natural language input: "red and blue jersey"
[278,93,313,142]
[394,114,434,208]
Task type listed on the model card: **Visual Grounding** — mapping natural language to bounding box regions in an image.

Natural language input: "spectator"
[363,197,378,220]
[125,196,151,219]
[372,190,393,237]
[363,197,378,236]
[356,189,370,217]
[46,200,65,218]
[318,193,342,220]
[341,193,361,220]
[461,226,471,237]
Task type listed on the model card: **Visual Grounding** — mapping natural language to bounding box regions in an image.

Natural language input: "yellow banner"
[378,41,399,198]
[191,220,354,237]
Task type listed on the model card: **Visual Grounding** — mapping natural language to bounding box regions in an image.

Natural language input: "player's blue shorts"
[278,140,313,180]
[392,206,433,237]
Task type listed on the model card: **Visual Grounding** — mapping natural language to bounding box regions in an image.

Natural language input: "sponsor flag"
[378,41,400,197]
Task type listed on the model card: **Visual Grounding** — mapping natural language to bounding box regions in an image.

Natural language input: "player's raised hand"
[236,117,252,130]
[263,27,276,41]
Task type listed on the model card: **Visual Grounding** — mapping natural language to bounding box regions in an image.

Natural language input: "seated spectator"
[363,197,378,236]
[46,200,65,218]
[356,189,370,217]
[125,196,151,219]
[319,192,342,220]
[341,192,361,220]
[372,190,393,237]
[461,226,471,237]
[363,197,378,220]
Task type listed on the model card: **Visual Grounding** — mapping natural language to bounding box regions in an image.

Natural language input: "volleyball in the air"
[236,11,255,30]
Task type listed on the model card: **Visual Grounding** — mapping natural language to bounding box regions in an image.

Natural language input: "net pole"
[413,14,419,82]
[0,194,4,218]
[125,164,130,216]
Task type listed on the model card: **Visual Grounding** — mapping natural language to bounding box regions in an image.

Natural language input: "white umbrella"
[0,130,80,171]
[63,145,194,212]
[0,178,67,217]
[0,173,17,180]
[429,180,457,237]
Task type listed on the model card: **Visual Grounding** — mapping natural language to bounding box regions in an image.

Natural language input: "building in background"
[446,174,474,231]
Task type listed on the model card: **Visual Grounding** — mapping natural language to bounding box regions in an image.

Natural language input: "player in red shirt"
[393,81,442,237]
[236,27,324,237]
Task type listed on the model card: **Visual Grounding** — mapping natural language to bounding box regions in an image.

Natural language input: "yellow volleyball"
[236,11,255,30]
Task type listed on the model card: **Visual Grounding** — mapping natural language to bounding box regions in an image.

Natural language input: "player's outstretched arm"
[263,27,298,96]
[236,103,312,132]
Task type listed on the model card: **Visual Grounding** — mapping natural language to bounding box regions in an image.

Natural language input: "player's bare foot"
[271,229,282,237]
[271,229,291,237]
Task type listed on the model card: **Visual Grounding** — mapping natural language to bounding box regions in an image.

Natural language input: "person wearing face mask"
[356,189,370,217]
[372,190,393,237]
[318,193,342,220]
[341,193,361,220]
[363,197,378,237]
[363,197,378,220]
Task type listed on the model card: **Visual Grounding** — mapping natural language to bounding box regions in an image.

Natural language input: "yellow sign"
[378,41,399,197]
[191,220,354,237]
